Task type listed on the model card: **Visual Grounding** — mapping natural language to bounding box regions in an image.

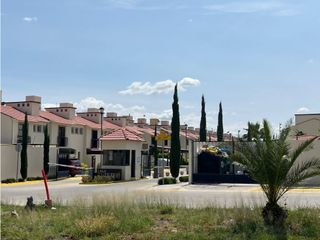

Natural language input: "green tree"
[233,119,320,227]
[199,95,207,141]
[152,125,159,176]
[20,113,28,180]
[243,122,262,141]
[170,84,181,178]
[217,102,224,142]
[43,125,50,175]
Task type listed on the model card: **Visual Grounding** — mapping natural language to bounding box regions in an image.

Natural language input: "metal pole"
[162,139,164,185]
[16,149,19,180]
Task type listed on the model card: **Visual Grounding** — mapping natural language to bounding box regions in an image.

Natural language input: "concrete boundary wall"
[1,144,58,180]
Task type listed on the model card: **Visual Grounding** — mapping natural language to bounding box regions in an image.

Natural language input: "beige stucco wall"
[289,139,320,185]
[1,144,58,180]
[291,119,320,136]
[295,114,320,125]
[101,140,143,180]
[1,114,15,144]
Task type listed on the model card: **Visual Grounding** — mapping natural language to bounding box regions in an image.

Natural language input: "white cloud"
[204,2,299,16]
[23,17,38,22]
[307,58,314,64]
[204,2,281,13]
[297,107,310,113]
[42,103,58,109]
[119,77,200,95]
[274,9,300,16]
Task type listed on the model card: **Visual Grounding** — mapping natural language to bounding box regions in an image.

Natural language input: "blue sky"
[2,0,320,134]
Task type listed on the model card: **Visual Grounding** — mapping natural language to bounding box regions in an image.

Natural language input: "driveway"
[1,177,320,208]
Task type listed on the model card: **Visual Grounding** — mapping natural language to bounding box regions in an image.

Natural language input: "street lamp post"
[185,124,188,163]
[98,107,104,176]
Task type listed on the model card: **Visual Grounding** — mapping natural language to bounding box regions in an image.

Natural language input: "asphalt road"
[1,177,320,208]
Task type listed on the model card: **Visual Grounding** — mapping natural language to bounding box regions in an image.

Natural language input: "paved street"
[1,177,320,208]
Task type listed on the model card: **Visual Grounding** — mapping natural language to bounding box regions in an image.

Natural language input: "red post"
[41,169,52,207]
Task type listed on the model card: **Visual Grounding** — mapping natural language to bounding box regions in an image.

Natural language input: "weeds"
[1,203,319,240]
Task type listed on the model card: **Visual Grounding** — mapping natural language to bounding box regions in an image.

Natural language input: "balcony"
[91,139,99,149]
[17,136,31,144]
[57,136,68,147]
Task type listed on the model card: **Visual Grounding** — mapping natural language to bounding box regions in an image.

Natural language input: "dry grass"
[1,199,320,240]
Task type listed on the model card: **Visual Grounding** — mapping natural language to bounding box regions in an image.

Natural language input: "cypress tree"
[217,102,224,142]
[247,122,252,142]
[170,84,181,178]
[152,125,159,177]
[43,125,50,175]
[20,113,28,180]
[199,95,207,141]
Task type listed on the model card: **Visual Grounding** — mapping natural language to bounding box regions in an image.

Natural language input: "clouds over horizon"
[119,77,200,95]
[204,1,300,16]
[23,16,38,22]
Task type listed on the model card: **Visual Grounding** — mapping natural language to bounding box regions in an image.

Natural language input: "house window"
[56,109,59,112]
[65,109,67,112]
[17,104,20,107]
[18,123,23,137]
[103,150,130,166]
[75,128,79,134]
[164,140,168,146]
[71,127,74,134]
[22,103,25,107]
[27,103,30,107]
[33,125,37,132]
[37,125,42,132]
[79,128,83,135]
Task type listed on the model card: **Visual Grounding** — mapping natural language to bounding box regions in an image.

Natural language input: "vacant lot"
[2,201,320,240]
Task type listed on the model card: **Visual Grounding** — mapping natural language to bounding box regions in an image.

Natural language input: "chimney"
[161,120,169,126]
[107,112,117,117]
[6,95,42,116]
[150,118,159,126]
[77,108,102,124]
[137,118,147,124]
[45,102,76,119]
[188,127,195,131]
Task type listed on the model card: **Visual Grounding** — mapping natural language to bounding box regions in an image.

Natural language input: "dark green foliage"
[217,102,224,142]
[1,178,17,183]
[158,177,177,185]
[179,176,189,182]
[81,175,113,184]
[20,113,28,180]
[160,206,174,215]
[43,125,50,175]
[170,84,181,178]
[199,95,207,141]
[243,122,263,141]
[233,119,320,227]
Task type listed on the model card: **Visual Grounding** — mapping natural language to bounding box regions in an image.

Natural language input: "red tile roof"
[101,128,145,142]
[39,111,73,125]
[0,105,49,123]
[39,111,119,130]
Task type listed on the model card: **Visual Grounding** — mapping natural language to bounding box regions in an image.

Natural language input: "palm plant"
[232,119,320,226]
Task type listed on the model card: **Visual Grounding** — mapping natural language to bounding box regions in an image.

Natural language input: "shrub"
[1,178,17,184]
[94,176,113,183]
[26,177,43,181]
[160,205,174,215]
[158,177,177,185]
[81,176,92,184]
[179,176,189,182]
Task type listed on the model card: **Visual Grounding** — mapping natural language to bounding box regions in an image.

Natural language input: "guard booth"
[189,141,255,184]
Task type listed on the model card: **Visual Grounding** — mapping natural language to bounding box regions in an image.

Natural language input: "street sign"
[16,143,22,152]
[155,130,171,141]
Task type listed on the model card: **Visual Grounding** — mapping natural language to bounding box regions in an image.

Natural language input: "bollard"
[41,169,52,207]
